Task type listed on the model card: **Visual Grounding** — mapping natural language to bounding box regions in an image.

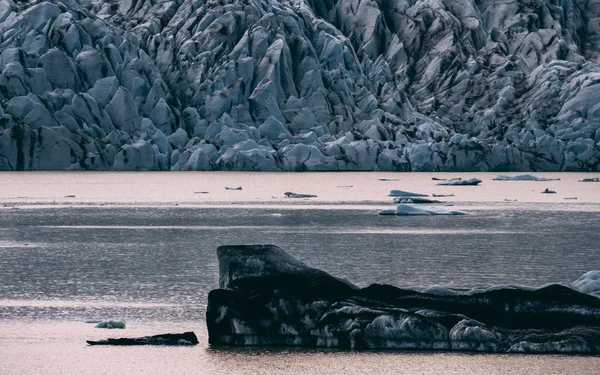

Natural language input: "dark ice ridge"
[1,0,600,172]
[207,245,600,353]
[87,331,198,346]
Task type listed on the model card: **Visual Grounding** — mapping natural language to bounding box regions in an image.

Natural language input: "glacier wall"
[1,0,599,171]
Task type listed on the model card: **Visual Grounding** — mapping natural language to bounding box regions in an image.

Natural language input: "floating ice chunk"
[379,204,466,215]
[87,332,198,346]
[572,271,600,296]
[393,197,442,204]
[436,178,481,186]
[388,190,428,197]
[94,320,126,329]
[225,186,242,190]
[579,177,599,182]
[494,174,560,181]
[284,192,317,198]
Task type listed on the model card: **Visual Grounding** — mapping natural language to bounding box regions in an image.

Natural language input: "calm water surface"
[1,172,599,374]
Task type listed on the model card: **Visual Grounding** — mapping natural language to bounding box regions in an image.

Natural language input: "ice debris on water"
[494,175,561,181]
[379,204,466,215]
[284,192,317,198]
[436,178,482,186]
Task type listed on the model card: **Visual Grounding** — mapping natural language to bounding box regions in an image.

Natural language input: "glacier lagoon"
[1,172,600,373]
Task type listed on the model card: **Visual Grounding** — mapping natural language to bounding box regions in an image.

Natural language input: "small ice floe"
[579,177,599,182]
[87,331,198,346]
[64,195,76,198]
[493,174,560,181]
[504,199,517,202]
[542,188,556,194]
[379,204,466,215]
[500,212,515,218]
[388,190,428,197]
[432,193,454,197]
[284,192,317,198]
[337,185,353,188]
[225,186,242,190]
[94,320,126,329]
[393,197,442,204]
[379,178,399,181]
[564,197,578,200]
[194,191,209,194]
[436,178,481,186]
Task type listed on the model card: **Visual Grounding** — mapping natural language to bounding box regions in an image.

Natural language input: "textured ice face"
[1,0,600,171]
[207,245,600,353]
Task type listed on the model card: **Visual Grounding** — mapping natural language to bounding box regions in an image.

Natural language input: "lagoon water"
[1,172,600,374]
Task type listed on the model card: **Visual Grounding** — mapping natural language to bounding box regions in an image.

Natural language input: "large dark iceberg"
[0,0,599,171]
[206,245,600,353]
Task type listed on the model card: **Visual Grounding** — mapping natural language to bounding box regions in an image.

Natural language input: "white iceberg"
[379,204,466,215]
[572,271,600,297]
[493,174,560,181]
[94,320,126,329]
[579,177,599,182]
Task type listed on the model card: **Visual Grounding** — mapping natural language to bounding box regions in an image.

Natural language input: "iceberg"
[284,192,317,198]
[493,175,561,181]
[388,190,428,197]
[392,198,442,204]
[436,178,482,186]
[379,204,465,215]
[206,245,600,353]
[579,178,600,182]
[94,320,126,329]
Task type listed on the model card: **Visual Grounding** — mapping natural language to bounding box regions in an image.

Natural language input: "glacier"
[1,0,600,171]
[206,245,600,353]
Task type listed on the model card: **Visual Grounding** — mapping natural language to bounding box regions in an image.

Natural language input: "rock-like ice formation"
[207,245,600,352]
[379,204,465,215]
[580,177,600,182]
[1,0,600,171]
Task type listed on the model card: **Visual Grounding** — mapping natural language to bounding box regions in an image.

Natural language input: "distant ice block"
[493,174,560,181]
[379,204,466,215]
[94,320,126,329]
[393,197,442,204]
[579,177,600,182]
[436,178,481,186]
[284,192,317,198]
[388,190,428,197]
